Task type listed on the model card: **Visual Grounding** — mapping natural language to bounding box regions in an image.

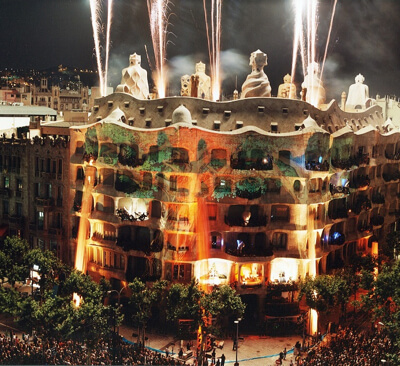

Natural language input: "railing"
[35,197,54,207]
[224,215,267,227]
[8,215,24,224]
[49,228,63,236]
[385,152,400,160]
[305,160,329,171]
[0,188,11,197]
[371,193,385,204]
[230,157,273,171]
[330,185,350,195]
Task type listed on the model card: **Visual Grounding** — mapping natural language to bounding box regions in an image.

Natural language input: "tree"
[0,236,29,286]
[201,285,246,337]
[166,279,203,329]
[23,248,62,298]
[298,274,352,332]
[383,231,400,259]
[128,278,168,347]
[364,261,400,364]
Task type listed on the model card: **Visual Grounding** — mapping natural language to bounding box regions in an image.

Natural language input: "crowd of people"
[0,331,188,365]
[296,326,397,366]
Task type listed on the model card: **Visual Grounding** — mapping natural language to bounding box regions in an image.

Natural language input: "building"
[32,78,89,113]
[67,90,398,321]
[0,116,75,263]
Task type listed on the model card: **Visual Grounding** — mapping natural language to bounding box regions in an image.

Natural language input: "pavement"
[0,314,303,366]
[118,324,303,366]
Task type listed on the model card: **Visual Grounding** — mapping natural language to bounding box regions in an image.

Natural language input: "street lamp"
[234,318,242,366]
[107,287,127,362]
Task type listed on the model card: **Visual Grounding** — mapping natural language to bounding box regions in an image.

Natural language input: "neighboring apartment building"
[68,92,399,320]
[32,78,89,113]
[0,115,72,264]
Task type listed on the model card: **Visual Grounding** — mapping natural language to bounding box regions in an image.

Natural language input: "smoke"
[220,49,249,95]
[322,56,353,102]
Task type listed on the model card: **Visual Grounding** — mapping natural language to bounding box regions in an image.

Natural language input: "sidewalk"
[0,315,302,366]
[119,324,302,366]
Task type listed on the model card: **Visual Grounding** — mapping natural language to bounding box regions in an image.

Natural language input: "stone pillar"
[341,91,347,111]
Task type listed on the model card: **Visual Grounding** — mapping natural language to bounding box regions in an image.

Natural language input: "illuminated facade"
[69,90,398,319]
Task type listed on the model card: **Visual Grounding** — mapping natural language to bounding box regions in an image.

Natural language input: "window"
[58,159,63,178]
[271,205,290,222]
[143,172,152,190]
[3,200,9,215]
[50,240,58,253]
[34,183,41,197]
[4,176,9,189]
[170,175,177,191]
[45,184,52,198]
[272,232,288,249]
[16,202,22,217]
[38,211,44,230]
[207,204,217,220]
[168,204,189,222]
[172,263,191,281]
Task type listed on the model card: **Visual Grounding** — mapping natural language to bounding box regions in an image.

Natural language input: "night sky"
[1,0,400,101]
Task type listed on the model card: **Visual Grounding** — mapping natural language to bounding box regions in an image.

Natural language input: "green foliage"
[197,139,207,151]
[128,279,168,344]
[211,189,235,201]
[364,261,400,362]
[240,135,272,153]
[383,231,400,259]
[98,123,136,145]
[157,131,169,146]
[201,285,246,336]
[166,279,203,327]
[298,274,351,313]
[305,133,330,159]
[276,159,299,177]
[115,174,139,194]
[235,177,266,199]
[84,127,98,157]
[0,236,29,285]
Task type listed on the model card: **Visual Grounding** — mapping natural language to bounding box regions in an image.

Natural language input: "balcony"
[358,223,373,234]
[0,188,11,197]
[224,215,267,227]
[349,176,370,189]
[48,228,62,236]
[330,185,350,196]
[370,216,384,227]
[8,215,24,224]
[305,160,329,171]
[35,197,54,207]
[230,157,273,171]
[331,153,369,170]
[385,152,400,160]
[40,172,56,179]
[371,193,385,204]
